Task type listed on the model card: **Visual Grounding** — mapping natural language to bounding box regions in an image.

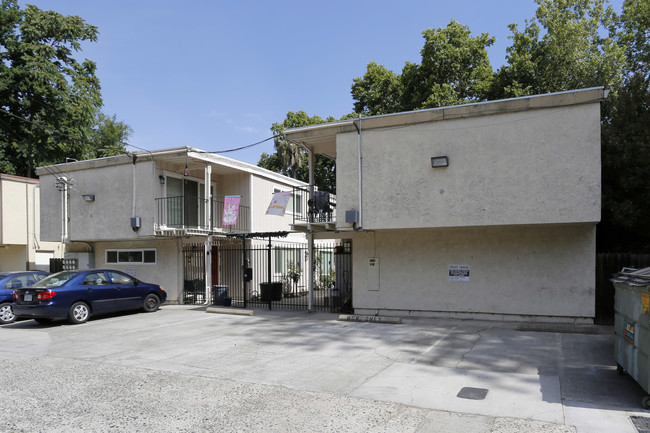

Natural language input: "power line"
[0,106,279,156]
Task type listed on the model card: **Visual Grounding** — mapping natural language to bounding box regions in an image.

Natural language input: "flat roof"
[284,87,607,158]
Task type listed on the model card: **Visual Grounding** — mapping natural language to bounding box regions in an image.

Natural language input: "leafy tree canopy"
[491,0,626,98]
[0,0,127,177]
[258,111,343,193]
[352,20,495,115]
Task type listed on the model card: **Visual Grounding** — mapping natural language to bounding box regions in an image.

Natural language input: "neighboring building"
[0,174,64,271]
[284,88,605,323]
[36,147,311,304]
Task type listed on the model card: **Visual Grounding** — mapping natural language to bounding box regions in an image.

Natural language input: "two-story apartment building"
[36,147,310,304]
[0,174,63,271]
[285,88,605,323]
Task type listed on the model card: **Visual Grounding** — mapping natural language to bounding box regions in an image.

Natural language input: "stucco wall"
[40,160,157,242]
[1,179,28,244]
[93,239,182,302]
[351,224,596,321]
[336,103,601,230]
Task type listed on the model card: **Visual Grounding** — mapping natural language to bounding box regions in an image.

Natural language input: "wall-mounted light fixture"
[431,156,449,168]
[184,164,190,176]
[82,193,95,202]
[159,175,165,184]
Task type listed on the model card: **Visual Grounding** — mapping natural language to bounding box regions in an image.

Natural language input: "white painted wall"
[351,224,596,322]
[336,103,601,230]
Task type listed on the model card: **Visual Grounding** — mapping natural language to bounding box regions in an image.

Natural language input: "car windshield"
[32,271,78,288]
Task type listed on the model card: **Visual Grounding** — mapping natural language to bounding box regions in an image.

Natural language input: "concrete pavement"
[1,305,649,432]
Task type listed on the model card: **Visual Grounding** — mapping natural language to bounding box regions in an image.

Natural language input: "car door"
[108,271,142,310]
[81,272,117,313]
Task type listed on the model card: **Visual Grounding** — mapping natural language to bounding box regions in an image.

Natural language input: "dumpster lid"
[611,266,650,287]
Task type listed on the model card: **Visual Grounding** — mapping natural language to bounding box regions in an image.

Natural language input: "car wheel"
[34,318,54,324]
[68,301,90,324]
[0,302,15,324]
[143,294,160,312]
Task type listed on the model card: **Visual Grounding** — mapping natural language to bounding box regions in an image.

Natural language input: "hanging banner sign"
[222,195,241,226]
[266,191,291,216]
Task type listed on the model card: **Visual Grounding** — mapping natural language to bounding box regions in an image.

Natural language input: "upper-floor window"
[106,249,156,265]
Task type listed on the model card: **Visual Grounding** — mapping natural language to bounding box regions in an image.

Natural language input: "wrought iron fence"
[181,239,350,312]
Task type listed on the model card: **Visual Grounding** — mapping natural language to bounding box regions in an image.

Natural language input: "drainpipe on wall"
[59,177,69,244]
[354,115,363,231]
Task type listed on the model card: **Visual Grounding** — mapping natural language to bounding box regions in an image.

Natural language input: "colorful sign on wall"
[222,195,241,226]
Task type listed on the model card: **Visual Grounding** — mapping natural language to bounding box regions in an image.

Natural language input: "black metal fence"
[596,253,650,325]
[182,238,351,312]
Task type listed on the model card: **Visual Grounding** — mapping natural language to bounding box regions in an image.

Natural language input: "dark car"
[12,269,166,324]
[0,271,50,324]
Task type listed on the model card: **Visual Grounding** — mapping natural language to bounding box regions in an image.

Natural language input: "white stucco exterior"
[0,174,64,271]
[286,88,605,323]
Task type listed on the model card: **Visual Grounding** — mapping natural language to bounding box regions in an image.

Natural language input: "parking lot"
[1,305,649,433]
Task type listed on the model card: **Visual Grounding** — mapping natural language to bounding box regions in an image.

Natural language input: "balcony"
[291,187,337,232]
[154,196,250,236]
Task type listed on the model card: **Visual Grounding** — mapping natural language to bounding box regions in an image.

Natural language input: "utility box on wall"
[367,257,379,291]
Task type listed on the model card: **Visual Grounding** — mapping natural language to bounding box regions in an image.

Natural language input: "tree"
[0,0,103,177]
[491,0,626,98]
[87,113,132,159]
[259,111,339,193]
[351,20,495,115]
[600,73,650,251]
[619,0,649,78]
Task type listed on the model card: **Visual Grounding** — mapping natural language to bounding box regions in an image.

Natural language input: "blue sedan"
[12,269,166,324]
[0,271,50,324]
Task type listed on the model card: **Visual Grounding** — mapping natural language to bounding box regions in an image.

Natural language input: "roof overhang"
[284,87,607,159]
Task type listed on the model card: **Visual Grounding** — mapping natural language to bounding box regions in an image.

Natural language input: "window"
[106,249,156,265]
[108,271,135,285]
[83,272,109,286]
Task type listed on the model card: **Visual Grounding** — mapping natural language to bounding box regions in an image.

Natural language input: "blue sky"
[20,0,623,165]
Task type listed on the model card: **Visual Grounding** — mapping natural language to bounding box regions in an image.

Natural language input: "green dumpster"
[612,266,650,408]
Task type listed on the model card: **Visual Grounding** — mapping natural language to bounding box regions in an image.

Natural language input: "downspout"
[60,177,69,244]
[354,115,363,230]
[131,155,137,221]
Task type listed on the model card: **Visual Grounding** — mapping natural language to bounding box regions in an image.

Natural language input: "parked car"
[12,269,166,324]
[0,271,50,324]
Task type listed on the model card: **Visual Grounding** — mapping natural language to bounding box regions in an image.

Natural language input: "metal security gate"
[182,237,352,313]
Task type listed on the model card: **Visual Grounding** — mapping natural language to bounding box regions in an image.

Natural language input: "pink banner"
[222,195,241,226]
[266,191,291,216]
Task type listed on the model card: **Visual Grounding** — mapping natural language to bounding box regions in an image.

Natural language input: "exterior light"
[184,164,189,176]
[431,156,449,168]
[82,194,95,202]
[159,175,165,184]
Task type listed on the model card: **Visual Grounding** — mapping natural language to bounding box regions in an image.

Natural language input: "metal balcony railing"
[155,196,250,233]
[292,187,336,225]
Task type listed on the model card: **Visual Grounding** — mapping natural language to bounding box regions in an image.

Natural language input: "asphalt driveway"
[1,305,649,433]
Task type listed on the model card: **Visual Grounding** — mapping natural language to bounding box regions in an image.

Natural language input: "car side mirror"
[133,279,139,286]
